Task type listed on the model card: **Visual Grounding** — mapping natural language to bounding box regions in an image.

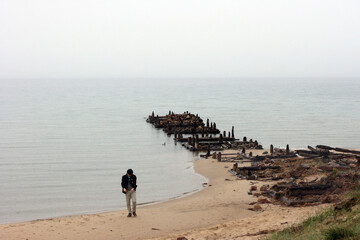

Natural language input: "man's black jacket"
[121,174,137,193]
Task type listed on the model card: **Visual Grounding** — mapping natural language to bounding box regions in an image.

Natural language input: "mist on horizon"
[1,0,360,79]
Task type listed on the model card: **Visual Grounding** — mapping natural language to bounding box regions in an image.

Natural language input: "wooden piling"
[286,144,290,155]
[147,111,249,152]
[243,136,247,142]
[270,144,274,154]
[217,152,222,162]
[233,162,238,171]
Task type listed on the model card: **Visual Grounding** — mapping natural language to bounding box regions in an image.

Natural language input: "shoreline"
[0,151,327,240]
[0,154,254,239]
[0,156,207,226]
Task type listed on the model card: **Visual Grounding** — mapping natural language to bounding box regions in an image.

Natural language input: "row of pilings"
[146,111,263,153]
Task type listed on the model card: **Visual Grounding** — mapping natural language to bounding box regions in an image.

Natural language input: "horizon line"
[1,76,360,80]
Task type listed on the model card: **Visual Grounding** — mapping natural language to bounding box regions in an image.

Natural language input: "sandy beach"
[0,150,327,240]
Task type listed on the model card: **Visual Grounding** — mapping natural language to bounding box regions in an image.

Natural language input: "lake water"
[0,78,359,224]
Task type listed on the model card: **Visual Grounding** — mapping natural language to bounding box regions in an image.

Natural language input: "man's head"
[127,169,133,176]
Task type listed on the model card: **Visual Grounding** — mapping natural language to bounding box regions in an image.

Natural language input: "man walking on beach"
[121,169,137,217]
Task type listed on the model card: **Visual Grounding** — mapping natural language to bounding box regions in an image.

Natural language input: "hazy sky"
[1,0,360,78]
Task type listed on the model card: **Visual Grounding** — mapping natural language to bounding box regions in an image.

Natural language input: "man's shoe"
[127,213,132,217]
[133,212,137,217]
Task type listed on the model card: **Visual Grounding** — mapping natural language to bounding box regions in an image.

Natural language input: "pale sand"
[0,150,327,240]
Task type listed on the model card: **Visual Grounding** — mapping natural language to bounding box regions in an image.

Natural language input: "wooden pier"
[146,111,263,152]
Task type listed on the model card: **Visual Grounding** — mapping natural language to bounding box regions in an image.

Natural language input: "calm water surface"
[0,78,359,224]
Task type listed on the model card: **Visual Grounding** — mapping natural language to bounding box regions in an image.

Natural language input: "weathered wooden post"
[249,152,253,157]
[254,140,258,147]
[242,147,246,154]
[233,162,238,171]
[223,131,226,137]
[206,149,210,157]
[219,134,223,143]
[217,152,222,162]
[201,130,204,138]
[214,122,216,129]
[195,135,199,150]
[152,111,155,117]
[231,126,234,138]
[228,131,231,138]
[286,144,290,155]
[211,122,213,128]
[270,144,274,154]
[207,118,209,127]
[243,136,247,142]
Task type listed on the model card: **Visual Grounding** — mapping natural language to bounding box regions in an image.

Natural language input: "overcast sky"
[1,0,359,79]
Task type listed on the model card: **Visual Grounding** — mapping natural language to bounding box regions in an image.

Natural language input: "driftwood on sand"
[230,144,360,208]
